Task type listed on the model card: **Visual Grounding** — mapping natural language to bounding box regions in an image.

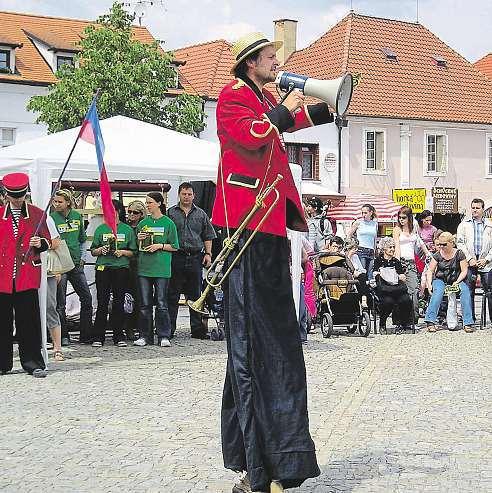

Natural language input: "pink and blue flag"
[79,100,117,236]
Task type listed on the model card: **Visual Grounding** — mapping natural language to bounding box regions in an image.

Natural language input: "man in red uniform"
[212,33,334,493]
[0,173,50,377]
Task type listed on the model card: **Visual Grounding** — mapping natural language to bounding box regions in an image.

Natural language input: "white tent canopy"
[0,115,220,206]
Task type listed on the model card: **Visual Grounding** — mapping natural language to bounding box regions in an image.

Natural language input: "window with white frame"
[0,49,11,72]
[0,128,15,147]
[364,129,385,172]
[425,132,447,174]
[487,134,492,176]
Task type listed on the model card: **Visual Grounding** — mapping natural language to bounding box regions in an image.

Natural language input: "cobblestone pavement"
[1,313,491,492]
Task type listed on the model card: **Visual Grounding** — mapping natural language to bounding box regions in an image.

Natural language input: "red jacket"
[0,202,50,293]
[212,78,332,238]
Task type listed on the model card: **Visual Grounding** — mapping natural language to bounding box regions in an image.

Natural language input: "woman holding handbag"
[424,232,474,333]
[393,206,431,324]
[46,215,74,361]
[373,237,413,333]
[347,203,378,281]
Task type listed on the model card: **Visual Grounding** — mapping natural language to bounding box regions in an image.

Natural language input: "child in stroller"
[314,237,371,338]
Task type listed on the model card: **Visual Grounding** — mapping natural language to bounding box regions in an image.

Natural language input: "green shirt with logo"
[90,222,137,269]
[137,215,179,278]
[51,209,87,265]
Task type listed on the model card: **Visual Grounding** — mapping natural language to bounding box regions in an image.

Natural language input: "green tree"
[28,2,205,135]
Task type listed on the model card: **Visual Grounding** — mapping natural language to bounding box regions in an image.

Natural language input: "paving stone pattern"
[1,313,491,492]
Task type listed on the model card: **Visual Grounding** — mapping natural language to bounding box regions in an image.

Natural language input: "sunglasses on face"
[437,242,448,246]
[128,210,142,214]
[399,215,407,219]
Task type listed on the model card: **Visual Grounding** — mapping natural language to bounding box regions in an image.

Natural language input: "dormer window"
[432,55,447,68]
[0,49,10,70]
[56,55,74,70]
[381,47,397,62]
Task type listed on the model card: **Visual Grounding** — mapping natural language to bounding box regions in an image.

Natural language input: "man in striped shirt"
[0,173,50,377]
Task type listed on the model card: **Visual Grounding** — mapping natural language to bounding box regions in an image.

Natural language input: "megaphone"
[275,71,353,116]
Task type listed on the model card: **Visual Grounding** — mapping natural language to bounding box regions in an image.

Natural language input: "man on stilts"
[212,32,335,492]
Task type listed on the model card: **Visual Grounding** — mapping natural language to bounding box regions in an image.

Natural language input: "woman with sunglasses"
[123,200,146,341]
[424,232,474,332]
[347,203,378,280]
[393,206,430,323]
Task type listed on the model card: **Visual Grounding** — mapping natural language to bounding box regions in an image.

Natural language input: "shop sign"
[432,187,458,214]
[392,188,427,213]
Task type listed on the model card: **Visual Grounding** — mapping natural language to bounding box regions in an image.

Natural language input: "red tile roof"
[173,40,234,99]
[175,13,492,125]
[474,53,492,80]
[282,13,492,125]
[0,10,156,85]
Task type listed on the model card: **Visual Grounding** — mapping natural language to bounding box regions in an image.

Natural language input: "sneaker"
[232,472,251,493]
[92,341,103,348]
[32,368,48,378]
[160,338,171,347]
[270,481,284,493]
[133,337,147,347]
[116,340,128,347]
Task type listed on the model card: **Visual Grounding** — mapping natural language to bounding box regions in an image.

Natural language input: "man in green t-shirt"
[51,189,93,345]
[90,199,137,346]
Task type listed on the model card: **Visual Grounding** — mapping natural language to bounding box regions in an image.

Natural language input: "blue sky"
[0,0,490,61]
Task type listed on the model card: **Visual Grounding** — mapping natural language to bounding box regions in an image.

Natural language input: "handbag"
[379,266,399,285]
[47,239,75,275]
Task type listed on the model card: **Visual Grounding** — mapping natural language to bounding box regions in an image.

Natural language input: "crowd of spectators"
[2,169,490,377]
[302,197,492,335]
[40,182,216,363]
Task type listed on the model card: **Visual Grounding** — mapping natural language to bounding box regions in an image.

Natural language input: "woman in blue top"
[347,204,378,280]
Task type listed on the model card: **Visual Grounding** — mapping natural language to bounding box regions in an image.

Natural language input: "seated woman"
[373,237,413,332]
[424,232,474,333]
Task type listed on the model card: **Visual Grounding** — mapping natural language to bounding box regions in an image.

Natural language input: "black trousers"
[378,290,413,326]
[467,261,492,323]
[93,268,128,344]
[0,288,45,374]
[221,231,320,491]
[167,252,206,337]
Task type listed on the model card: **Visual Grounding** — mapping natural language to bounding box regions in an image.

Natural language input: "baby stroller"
[314,253,371,338]
[203,283,225,341]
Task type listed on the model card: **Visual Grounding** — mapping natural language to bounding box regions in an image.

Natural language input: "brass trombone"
[188,173,283,315]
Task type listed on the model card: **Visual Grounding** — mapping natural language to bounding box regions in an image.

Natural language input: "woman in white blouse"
[393,206,430,323]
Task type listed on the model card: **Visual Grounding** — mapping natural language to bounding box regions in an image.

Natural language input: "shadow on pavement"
[315,449,450,491]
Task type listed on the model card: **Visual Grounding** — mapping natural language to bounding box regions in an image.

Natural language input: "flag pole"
[31,89,102,239]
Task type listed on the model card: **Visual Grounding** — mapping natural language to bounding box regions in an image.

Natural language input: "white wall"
[199,100,218,143]
[0,82,48,144]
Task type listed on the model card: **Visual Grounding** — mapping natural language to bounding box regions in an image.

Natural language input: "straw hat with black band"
[231,32,282,74]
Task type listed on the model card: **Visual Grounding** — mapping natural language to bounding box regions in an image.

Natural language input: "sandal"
[54,350,65,362]
[427,325,437,333]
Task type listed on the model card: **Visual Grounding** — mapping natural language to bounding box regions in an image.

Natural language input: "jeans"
[57,264,93,341]
[357,247,375,280]
[424,279,474,326]
[93,268,128,344]
[138,276,171,343]
[168,252,206,337]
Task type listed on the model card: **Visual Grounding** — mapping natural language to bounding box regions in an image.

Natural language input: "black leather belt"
[178,250,202,256]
